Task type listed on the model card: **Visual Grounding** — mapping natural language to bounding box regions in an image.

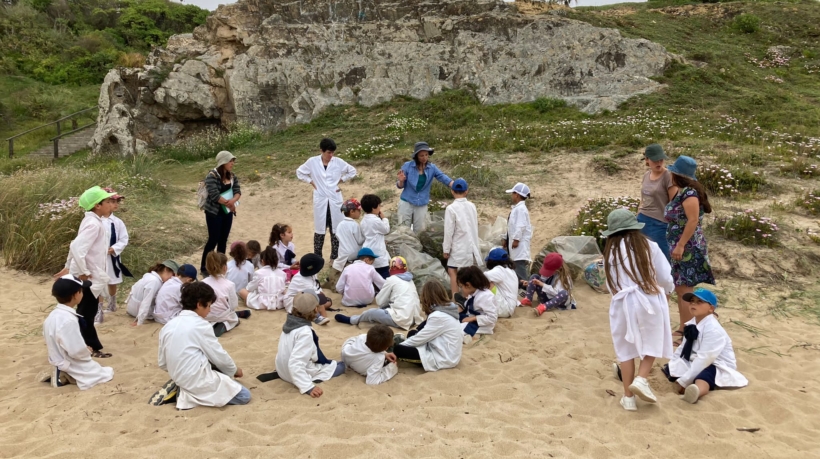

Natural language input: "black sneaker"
[149,379,178,406]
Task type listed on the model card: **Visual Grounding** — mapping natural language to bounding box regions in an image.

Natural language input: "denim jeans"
[637,213,671,262]
[351,308,399,327]
[227,385,251,405]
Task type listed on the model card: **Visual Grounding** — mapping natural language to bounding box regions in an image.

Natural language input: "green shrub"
[531,98,567,114]
[699,164,767,196]
[713,210,779,247]
[591,155,622,175]
[571,196,641,250]
[796,189,820,215]
[154,123,262,163]
[779,157,820,178]
[733,14,761,34]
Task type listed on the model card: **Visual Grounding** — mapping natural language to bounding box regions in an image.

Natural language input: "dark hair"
[181,282,217,311]
[148,263,175,276]
[259,246,279,267]
[319,138,337,152]
[365,325,394,353]
[269,223,291,246]
[206,251,228,277]
[216,164,232,183]
[671,174,712,214]
[361,194,382,213]
[247,240,261,255]
[456,266,491,291]
[486,259,515,271]
[54,288,82,304]
[230,242,248,265]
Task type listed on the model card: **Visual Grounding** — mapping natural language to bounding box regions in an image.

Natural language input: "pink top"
[335,261,385,307]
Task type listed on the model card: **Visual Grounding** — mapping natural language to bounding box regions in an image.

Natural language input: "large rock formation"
[91,0,677,155]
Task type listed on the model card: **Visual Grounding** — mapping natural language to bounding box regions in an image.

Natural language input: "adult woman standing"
[664,155,715,340]
[396,142,454,233]
[296,138,358,261]
[637,144,678,262]
[200,151,241,277]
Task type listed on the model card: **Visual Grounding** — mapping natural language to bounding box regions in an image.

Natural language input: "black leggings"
[313,204,339,260]
[77,285,103,351]
[201,211,234,272]
[394,344,422,365]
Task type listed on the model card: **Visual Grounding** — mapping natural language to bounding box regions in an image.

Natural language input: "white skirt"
[609,286,673,362]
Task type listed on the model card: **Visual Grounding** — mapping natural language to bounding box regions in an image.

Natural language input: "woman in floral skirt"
[665,156,715,343]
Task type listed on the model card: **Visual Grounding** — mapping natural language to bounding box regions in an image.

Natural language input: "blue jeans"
[637,213,671,262]
[227,385,251,405]
[351,308,399,327]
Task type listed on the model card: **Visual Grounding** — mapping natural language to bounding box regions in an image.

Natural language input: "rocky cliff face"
[91,0,676,155]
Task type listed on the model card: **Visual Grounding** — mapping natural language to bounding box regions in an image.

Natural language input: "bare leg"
[638,357,655,378]
[448,267,458,295]
[621,359,635,397]
[318,303,329,318]
[108,284,118,297]
[675,285,694,331]
[694,379,711,400]
[239,289,249,302]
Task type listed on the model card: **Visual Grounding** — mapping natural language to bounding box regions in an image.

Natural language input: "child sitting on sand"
[270,223,300,282]
[341,325,398,385]
[444,178,483,294]
[202,252,251,337]
[247,240,262,269]
[335,256,423,330]
[335,248,385,307]
[521,253,576,315]
[332,198,365,274]
[603,209,674,412]
[483,248,519,318]
[126,260,178,326]
[41,275,114,389]
[153,264,198,325]
[240,247,287,310]
[227,241,254,293]
[664,288,748,404]
[393,279,463,371]
[153,282,250,408]
[457,266,497,343]
[360,194,391,278]
[284,253,332,325]
[258,292,345,398]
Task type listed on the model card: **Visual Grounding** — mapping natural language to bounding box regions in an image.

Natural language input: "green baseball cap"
[601,208,645,237]
[79,186,116,211]
[644,144,669,161]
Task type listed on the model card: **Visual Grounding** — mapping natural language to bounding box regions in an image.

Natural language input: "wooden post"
[53,139,59,159]
[72,119,78,130]
[56,121,61,137]
[8,138,12,159]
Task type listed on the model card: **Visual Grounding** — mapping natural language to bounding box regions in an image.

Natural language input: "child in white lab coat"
[247,240,262,269]
[664,288,748,404]
[41,275,114,390]
[202,252,251,337]
[269,223,300,282]
[153,281,250,408]
[602,209,674,411]
[444,178,483,294]
[239,247,287,310]
[393,279,463,371]
[335,248,385,307]
[332,198,365,273]
[483,248,519,318]
[284,253,332,325]
[126,259,178,326]
[335,256,423,330]
[153,264,198,325]
[522,253,576,315]
[102,188,131,317]
[258,292,345,398]
[457,266,497,344]
[227,241,254,293]
[360,194,391,278]
[502,182,533,283]
[342,325,398,385]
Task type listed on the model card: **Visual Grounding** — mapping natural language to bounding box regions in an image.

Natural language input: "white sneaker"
[463,334,473,345]
[681,384,700,404]
[611,362,622,381]
[628,376,657,403]
[94,304,104,324]
[314,315,330,326]
[620,395,637,411]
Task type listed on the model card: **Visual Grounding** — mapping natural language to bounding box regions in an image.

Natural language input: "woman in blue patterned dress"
[665,156,715,341]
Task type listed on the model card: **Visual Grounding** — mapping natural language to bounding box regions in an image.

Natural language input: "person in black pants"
[76,283,110,357]
[200,151,242,276]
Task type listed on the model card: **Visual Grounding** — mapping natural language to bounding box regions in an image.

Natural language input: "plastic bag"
[531,235,603,278]
[583,259,609,294]
[418,211,446,262]
[478,216,508,261]
[400,243,449,293]
[385,225,422,257]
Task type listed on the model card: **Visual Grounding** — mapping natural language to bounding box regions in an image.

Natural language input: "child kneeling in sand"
[341,325,398,385]
[154,282,250,408]
[41,275,114,390]
[258,292,345,398]
[393,280,463,371]
[664,288,748,404]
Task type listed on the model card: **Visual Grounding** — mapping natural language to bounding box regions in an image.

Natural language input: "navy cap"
[452,178,468,192]
[683,288,718,307]
[178,264,198,280]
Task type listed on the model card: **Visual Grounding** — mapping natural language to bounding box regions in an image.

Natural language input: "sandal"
[92,351,112,358]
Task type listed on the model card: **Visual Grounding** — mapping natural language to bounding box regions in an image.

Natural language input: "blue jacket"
[397,161,452,206]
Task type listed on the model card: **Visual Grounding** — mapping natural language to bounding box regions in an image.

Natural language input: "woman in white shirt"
[226,241,254,293]
[202,252,250,336]
[126,260,178,326]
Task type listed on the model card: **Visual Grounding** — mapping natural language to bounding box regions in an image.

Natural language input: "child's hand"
[533,279,544,287]
[309,387,323,398]
[443,253,449,259]
[385,353,397,364]
[234,368,244,378]
[130,321,138,327]
[53,268,69,279]
[107,248,115,255]
[461,316,476,323]
[291,261,300,270]
[512,240,520,249]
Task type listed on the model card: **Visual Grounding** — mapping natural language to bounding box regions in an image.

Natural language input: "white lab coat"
[104,213,129,285]
[336,261,385,306]
[65,212,110,298]
[227,259,254,293]
[341,334,398,385]
[401,310,463,371]
[43,304,114,390]
[443,198,483,268]
[245,265,287,310]
[332,217,365,271]
[284,273,322,313]
[202,276,239,331]
[153,277,184,325]
[668,315,748,388]
[608,240,675,362]
[360,214,390,269]
[158,311,243,409]
[274,241,297,270]
[484,266,519,318]
[463,289,498,335]
[375,273,423,330]
[296,155,357,234]
[275,325,338,394]
[125,271,164,325]
[507,201,532,262]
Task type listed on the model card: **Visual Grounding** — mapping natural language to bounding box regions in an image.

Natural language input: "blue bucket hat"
[683,288,718,307]
[357,247,377,259]
[667,155,698,181]
[485,248,509,262]
[452,178,469,192]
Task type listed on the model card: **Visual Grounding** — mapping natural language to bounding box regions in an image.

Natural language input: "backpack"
[197,169,232,210]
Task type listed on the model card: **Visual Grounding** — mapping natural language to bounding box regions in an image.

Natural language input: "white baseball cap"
[505,182,531,198]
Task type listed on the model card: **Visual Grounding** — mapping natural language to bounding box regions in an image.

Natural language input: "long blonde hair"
[420,279,452,315]
[603,230,661,295]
